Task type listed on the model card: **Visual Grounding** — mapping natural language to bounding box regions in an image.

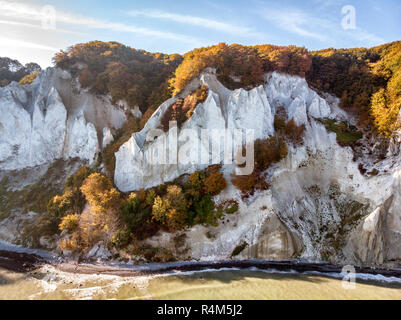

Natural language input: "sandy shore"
[56,259,401,279]
[2,248,401,281]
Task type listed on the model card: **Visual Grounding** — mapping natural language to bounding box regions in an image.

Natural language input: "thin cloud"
[350,28,385,46]
[259,6,384,46]
[0,19,87,35]
[260,7,328,41]
[0,36,58,51]
[0,0,201,45]
[57,13,201,44]
[128,9,265,38]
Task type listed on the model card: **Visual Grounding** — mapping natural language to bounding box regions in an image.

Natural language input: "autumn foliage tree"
[204,171,227,196]
[160,84,209,131]
[307,41,401,135]
[152,185,188,232]
[231,136,288,195]
[171,43,312,94]
[18,72,39,85]
[59,172,123,251]
[369,42,401,135]
[53,41,182,113]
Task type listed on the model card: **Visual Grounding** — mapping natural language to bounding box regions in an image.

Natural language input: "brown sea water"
[1,266,401,300]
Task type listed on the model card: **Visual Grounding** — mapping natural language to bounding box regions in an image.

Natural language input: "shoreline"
[56,259,401,280]
[2,247,401,283]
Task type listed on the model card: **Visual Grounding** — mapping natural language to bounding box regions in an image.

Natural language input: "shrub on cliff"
[274,116,305,145]
[231,174,257,194]
[160,84,208,131]
[254,136,288,172]
[59,214,79,233]
[204,171,227,196]
[18,72,39,85]
[152,185,188,232]
[231,136,286,195]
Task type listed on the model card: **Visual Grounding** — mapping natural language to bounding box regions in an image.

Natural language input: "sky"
[0,0,400,68]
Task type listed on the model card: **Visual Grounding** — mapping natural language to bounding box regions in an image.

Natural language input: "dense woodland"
[171,43,312,94]
[53,41,182,114]
[38,164,232,260]
[52,40,401,136]
[307,41,401,135]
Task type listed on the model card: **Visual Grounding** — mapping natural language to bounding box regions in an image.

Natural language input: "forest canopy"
[52,40,401,136]
[307,41,401,135]
[53,41,182,113]
[170,43,312,94]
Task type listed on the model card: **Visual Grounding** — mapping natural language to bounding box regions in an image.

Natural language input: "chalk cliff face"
[115,70,401,268]
[0,68,126,171]
[2,67,401,268]
[114,71,332,192]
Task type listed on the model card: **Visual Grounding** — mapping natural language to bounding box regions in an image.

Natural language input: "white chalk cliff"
[114,71,331,192]
[0,68,126,171]
[115,70,401,267]
[2,67,401,268]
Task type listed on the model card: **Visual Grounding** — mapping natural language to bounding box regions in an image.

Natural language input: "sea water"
[1,266,401,300]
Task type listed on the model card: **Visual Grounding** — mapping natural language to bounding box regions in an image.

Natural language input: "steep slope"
[0,67,126,171]
[1,42,401,270]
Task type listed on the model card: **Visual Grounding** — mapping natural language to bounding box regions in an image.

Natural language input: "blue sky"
[0,0,400,67]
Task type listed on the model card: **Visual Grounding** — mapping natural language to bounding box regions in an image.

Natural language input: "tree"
[59,214,80,233]
[189,170,205,191]
[53,41,182,112]
[19,72,39,85]
[204,171,227,196]
[152,185,188,232]
[79,69,95,88]
[231,174,256,193]
[77,173,123,246]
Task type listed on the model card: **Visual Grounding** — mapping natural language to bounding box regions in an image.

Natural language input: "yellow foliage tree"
[152,185,188,232]
[59,172,124,251]
[59,214,80,233]
[18,72,39,85]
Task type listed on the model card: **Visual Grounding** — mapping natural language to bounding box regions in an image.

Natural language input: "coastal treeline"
[52,40,401,136]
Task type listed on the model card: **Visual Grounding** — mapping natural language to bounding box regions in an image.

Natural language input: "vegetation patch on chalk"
[231,242,248,257]
[320,118,362,145]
